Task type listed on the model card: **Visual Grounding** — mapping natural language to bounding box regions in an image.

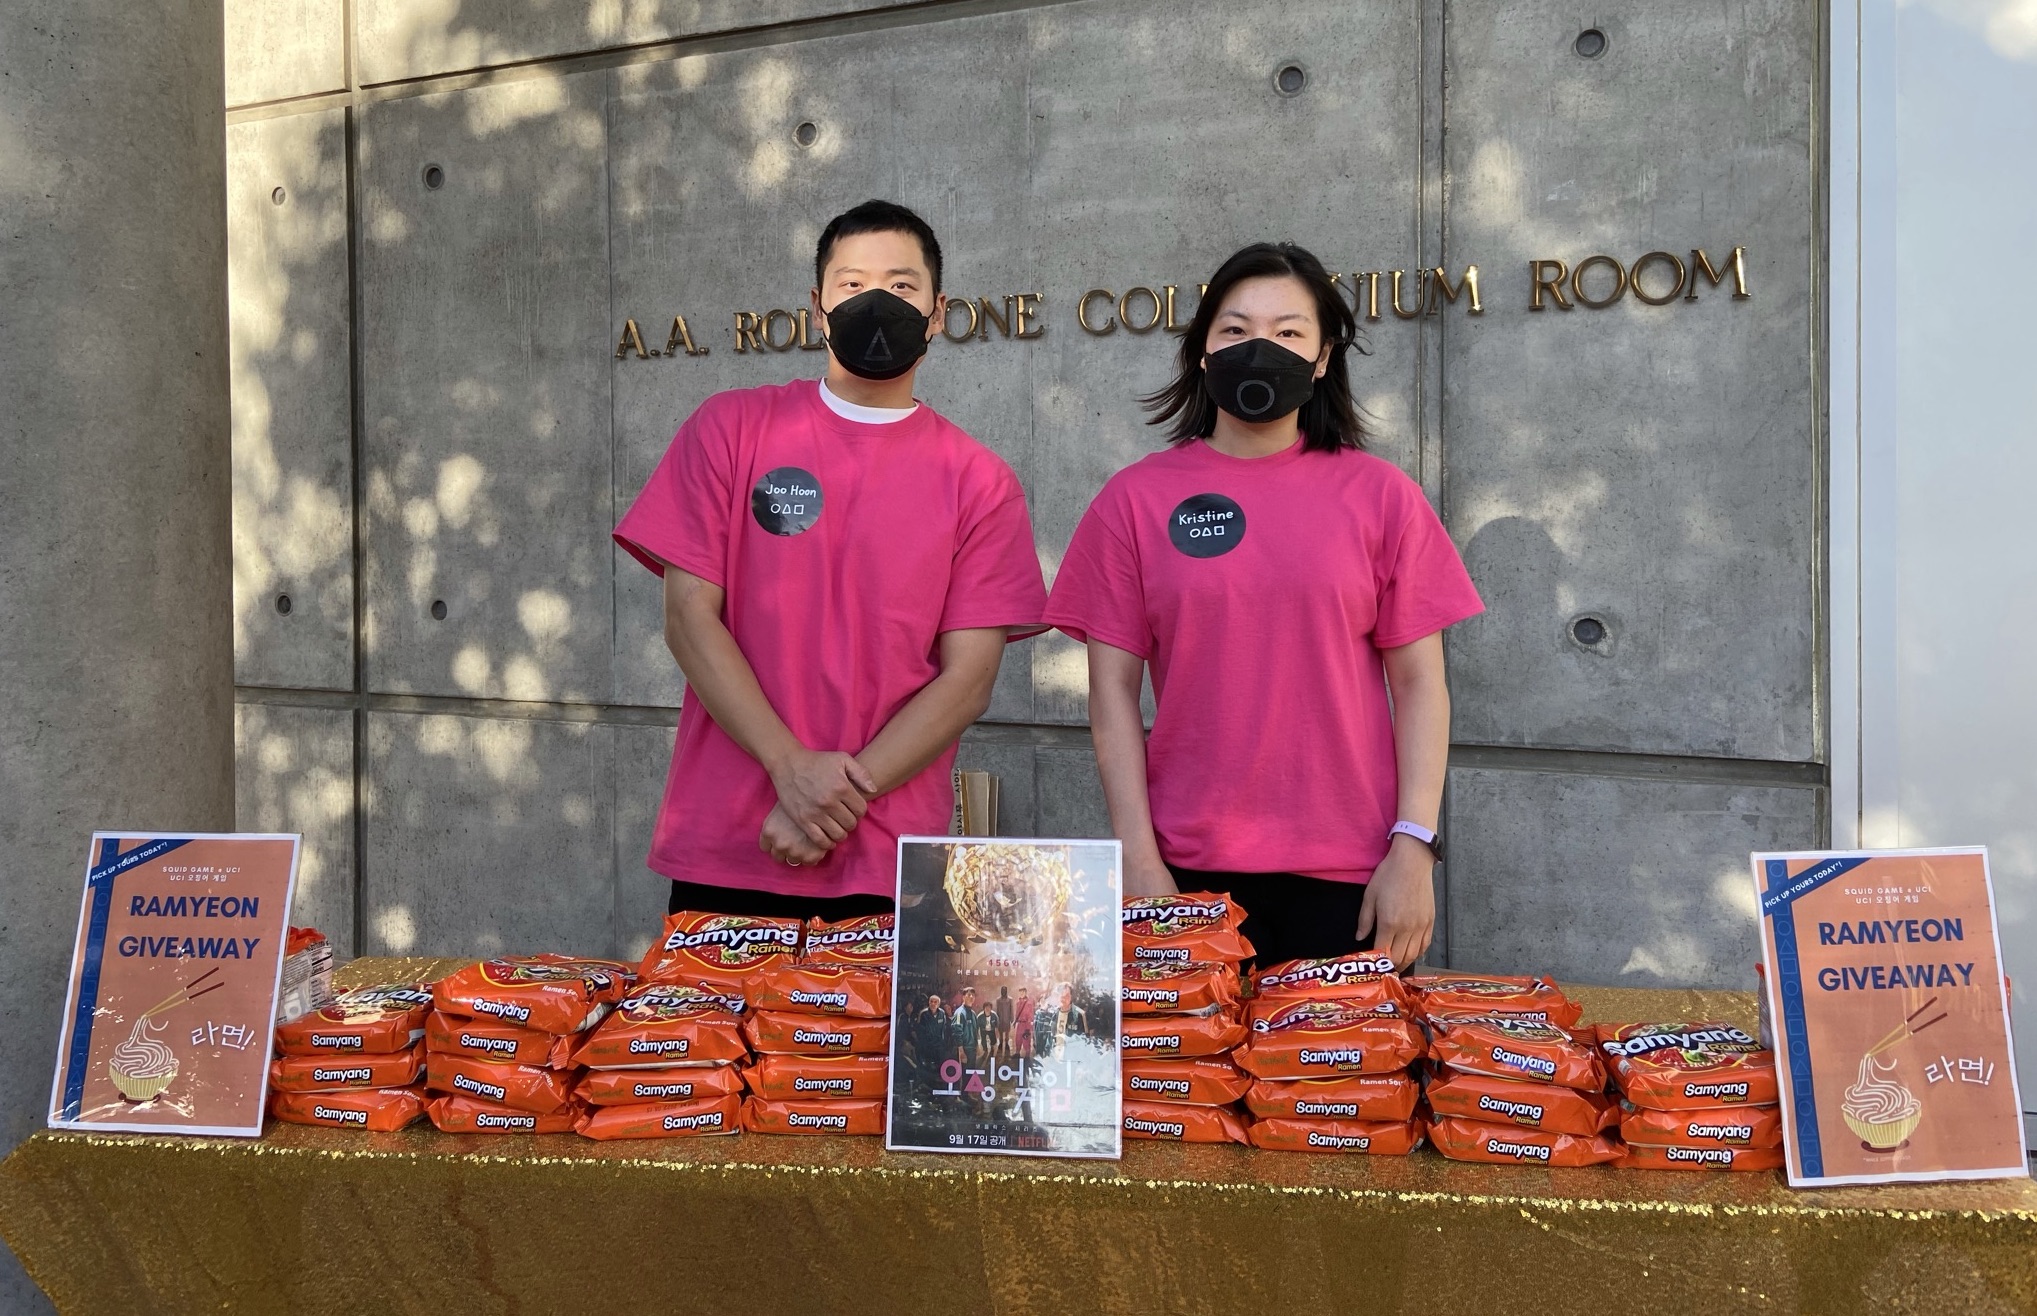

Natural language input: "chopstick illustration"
[1867,996,1948,1057]
[140,966,226,1019]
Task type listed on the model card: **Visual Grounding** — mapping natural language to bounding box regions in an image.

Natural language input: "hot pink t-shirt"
[1044,438,1482,883]
[615,380,1047,899]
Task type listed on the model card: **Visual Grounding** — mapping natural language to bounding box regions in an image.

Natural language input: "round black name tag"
[752,466,823,536]
[1168,493,1245,558]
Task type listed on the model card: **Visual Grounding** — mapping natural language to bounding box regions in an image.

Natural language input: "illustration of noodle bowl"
[105,965,222,1102]
[1840,1054,1922,1150]
[943,843,1071,943]
[108,1017,179,1102]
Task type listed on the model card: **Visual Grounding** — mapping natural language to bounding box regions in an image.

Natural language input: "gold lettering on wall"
[1689,246,1752,300]
[1013,292,1045,339]
[1529,260,1573,311]
[1570,255,1626,309]
[942,298,980,342]
[1118,287,1163,334]
[613,246,1745,358]
[1429,265,1483,314]
[665,315,708,356]
[1078,289,1115,335]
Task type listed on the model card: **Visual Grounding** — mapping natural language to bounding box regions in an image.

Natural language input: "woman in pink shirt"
[1045,243,1483,970]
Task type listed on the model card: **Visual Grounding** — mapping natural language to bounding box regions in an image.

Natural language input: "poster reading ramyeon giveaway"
[49,833,299,1136]
[1753,848,2025,1186]
[888,837,1121,1158]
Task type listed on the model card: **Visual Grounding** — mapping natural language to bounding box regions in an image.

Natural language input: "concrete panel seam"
[225,91,356,125]
[1450,743,1827,790]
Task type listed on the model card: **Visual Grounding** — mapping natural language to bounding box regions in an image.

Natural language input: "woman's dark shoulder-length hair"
[1142,241,1367,453]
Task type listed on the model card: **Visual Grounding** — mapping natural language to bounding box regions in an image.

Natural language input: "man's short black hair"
[814,199,943,294]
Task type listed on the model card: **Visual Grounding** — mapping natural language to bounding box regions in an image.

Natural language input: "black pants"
[1166,866,1374,966]
[665,878,893,922]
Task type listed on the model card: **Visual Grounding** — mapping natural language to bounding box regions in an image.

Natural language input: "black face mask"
[1202,338,1318,422]
[821,288,932,380]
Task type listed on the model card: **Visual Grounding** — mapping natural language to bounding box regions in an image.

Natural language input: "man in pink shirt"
[615,200,1047,919]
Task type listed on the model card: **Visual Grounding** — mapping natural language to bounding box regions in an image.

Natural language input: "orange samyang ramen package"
[1234,1001,1425,1080]
[1428,1116,1622,1167]
[269,1042,425,1093]
[1120,962,1242,1016]
[269,1085,426,1132]
[1249,953,1408,1011]
[574,1093,742,1141]
[747,1053,889,1102]
[743,1010,890,1056]
[742,1096,885,1136]
[273,982,433,1057]
[750,960,892,1019]
[636,911,802,991]
[577,1063,747,1107]
[1613,1142,1785,1172]
[1423,1070,1619,1138]
[425,1010,577,1068]
[1243,1072,1421,1123]
[569,983,749,1069]
[1120,1100,1249,1144]
[1594,1021,1779,1110]
[1426,1014,1606,1092]
[800,913,895,967]
[1619,1102,1784,1149]
[426,1094,578,1135]
[1247,1116,1426,1155]
[424,1052,576,1115]
[1122,1057,1254,1106]
[431,955,634,1035]
[1404,973,1584,1028]
[1121,894,1255,965]
[1119,1009,1249,1060]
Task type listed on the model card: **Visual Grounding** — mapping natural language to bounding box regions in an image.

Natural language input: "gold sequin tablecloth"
[2,963,2032,1315]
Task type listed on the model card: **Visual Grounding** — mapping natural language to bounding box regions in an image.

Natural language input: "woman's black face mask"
[1201,338,1318,422]
[822,288,932,380]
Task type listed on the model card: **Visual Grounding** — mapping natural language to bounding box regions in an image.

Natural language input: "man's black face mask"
[822,288,932,381]
[1201,337,1318,422]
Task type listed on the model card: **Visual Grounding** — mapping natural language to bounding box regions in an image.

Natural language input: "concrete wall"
[2,3,234,1307]
[226,0,1824,984]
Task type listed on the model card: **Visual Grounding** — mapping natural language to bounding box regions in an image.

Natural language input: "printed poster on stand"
[887,837,1121,1158]
[49,832,300,1136]
[1753,847,2025,1186]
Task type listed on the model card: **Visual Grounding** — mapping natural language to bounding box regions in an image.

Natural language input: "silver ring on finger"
[788,859,802,866]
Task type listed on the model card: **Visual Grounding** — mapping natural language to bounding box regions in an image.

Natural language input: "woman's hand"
[1356,834,1437,970]
[759,802,831,866]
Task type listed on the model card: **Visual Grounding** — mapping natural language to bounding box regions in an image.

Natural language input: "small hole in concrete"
[423,164,446,190]
[274,593,292,615]
[1571,615,1608,646]
[793,121,819,148]
[271,186,287,206]
[430,599,448,621]
[1574,28,1608,58]
[1273,63,1308,96]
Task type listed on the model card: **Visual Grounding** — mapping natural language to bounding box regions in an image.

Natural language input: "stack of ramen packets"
[424,955,633,1135]
[743,914,895,1137]
[1411,975,1621,1167]
[1596,1021,1783,1171]
[1238,953,1428,1155]
[269,982,433,1131]
[569,981,750,1140]
[1117,894,1255,1145]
